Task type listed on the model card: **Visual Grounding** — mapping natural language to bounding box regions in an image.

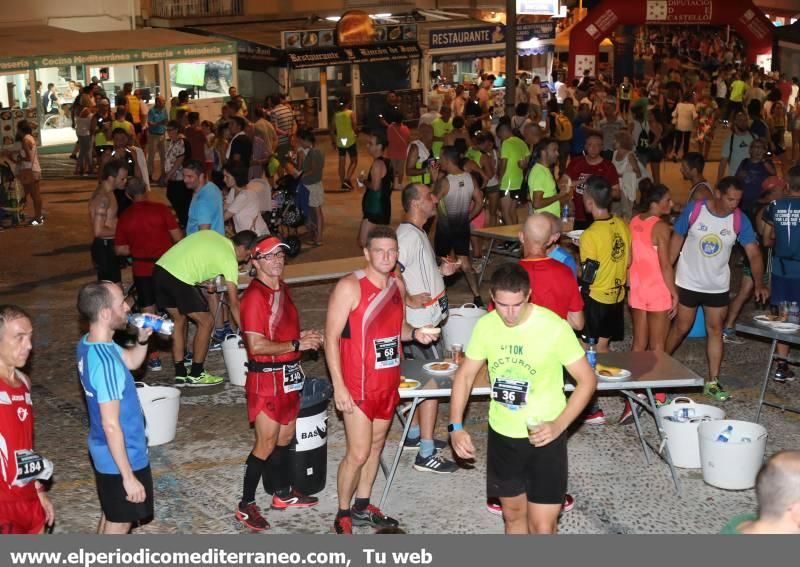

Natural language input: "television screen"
[175,63,206,87]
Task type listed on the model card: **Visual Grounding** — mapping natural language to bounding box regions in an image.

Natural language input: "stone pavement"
[2,142,799,535]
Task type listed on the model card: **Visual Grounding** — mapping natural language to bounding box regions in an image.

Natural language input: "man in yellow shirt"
[578,175,631,424]
[449,263,596,534]
[431,105,453,159]
[727,72,747,123]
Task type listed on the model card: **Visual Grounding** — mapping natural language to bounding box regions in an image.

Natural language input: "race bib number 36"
[491,378,529,409]
[282,362,306,393]
[374,336,400,369]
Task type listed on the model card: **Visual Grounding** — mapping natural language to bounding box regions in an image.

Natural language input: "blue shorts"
[771,275,800,305]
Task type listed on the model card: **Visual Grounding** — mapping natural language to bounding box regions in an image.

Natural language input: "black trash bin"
[289,378,333,495]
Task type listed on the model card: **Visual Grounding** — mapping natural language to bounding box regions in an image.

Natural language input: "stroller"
[0,161,26,227]
[267,174,306,258]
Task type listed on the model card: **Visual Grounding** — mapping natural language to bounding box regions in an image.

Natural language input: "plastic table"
[734,321,800,422]
[470,224,523,285]
[380,351,703,508]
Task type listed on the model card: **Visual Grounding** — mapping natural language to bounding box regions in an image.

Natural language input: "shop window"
[169,58,233,100]
[359,61,411,93]
[0,73,30,110]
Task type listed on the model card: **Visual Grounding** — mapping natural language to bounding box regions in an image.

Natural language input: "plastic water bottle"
[128,314,174,336]
[789,302,800,324]
[586,338,597,371]
[561,204,570,224]
[716,425,733,443]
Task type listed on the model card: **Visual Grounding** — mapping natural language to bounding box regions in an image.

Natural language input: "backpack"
[554,113,573,141]
[688,199,742,234]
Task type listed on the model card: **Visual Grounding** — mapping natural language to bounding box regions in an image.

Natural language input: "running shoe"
[271,490,319,510]
[703,380,731,401]
[402,437,448,451]
[618,400,639,425]
[561,494,575,513]
[235,502,270,532]
[183,351,193,366]
[147,357,163,372]
[207,341,223,352]
[334,515,353,534]
[722,328,746,345]
[583,408,606,425]
[351,504,399,529]
[29,217,45,226]
[486,499,503,516]
[773,363,796,383]
[413,451,458,474]
[182,371,224,387]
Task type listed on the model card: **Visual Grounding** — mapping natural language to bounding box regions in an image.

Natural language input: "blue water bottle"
[716,425,733,443]
[586,338,597,371]
[561,204,570,224]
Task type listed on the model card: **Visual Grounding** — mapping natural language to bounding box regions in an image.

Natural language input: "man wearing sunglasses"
[235,236,324,532]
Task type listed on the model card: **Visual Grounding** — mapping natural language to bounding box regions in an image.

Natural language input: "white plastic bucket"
[222,334,248,387]
[135,383,181,447]
[441,303,487,351]
[657,397,725,469]
[698,419,768,490]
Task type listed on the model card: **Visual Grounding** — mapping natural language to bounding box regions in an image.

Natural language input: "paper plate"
[423,361,458,375]
[771,322,800,333]
[753,314,781,325]
[595,368,632,381]
[398,379,421,390]
[566,230,584,244]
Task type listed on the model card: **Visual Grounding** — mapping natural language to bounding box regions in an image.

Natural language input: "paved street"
[2,139,799,534]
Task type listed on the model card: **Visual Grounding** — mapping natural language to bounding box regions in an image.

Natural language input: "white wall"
[0,0,139,30]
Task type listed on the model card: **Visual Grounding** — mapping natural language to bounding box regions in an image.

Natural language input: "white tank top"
[487,149,499,186]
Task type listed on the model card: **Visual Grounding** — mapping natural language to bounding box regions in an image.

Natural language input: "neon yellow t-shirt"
[528,162,560,217]
[156,230,239,286]
[729,80,747,103]
[465,306,585,438]
[579,216,631,304]
[500,136,530,191]
[334,109,356,148]
[431,117,453,158]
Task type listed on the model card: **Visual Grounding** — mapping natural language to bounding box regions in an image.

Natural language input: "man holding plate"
[449,263,596,534]
[397,183,461,474]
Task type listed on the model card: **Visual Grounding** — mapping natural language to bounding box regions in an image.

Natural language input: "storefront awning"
[284,43,422,68]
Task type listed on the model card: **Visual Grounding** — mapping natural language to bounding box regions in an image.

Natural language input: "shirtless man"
[89,159,128,284]
[102,128,143,216]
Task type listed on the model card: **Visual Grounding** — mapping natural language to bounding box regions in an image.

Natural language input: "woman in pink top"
[629,182,678,352]
[385,109,410,191]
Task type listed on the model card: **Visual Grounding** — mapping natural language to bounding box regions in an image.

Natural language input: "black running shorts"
[94,465,154,524]
[582,293,625,341]
[91,238,121,283]
[677,286,730,309]
[486,426,567,505]
[152,265,208,315]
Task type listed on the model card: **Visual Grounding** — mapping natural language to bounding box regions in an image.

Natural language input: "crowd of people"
[3,28,800,536]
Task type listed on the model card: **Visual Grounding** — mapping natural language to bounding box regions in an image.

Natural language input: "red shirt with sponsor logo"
[0,371,36,502]
[240,278,301,396]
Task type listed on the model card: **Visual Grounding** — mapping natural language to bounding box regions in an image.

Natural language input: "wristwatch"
[447,423,463,433]
[292,339,301,352]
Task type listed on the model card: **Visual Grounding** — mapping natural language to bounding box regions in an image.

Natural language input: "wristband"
[137,339,149,346]
[447,423,463,433]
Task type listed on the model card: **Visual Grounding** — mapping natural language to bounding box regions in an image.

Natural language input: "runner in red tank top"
[236,237,323,532]
[0,305,54,534]
[325,226,434,534]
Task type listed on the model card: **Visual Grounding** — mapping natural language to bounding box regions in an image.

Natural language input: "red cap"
[761,176,787,194]
[252,236,289,257]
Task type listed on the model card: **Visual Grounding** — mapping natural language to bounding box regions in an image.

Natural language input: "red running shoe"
[235,502,270,532]
[271,490,320,510]
[334,515,353,534]
[561,493,575,513]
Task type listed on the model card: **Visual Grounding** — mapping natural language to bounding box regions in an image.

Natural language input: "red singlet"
[339,270,404,400]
